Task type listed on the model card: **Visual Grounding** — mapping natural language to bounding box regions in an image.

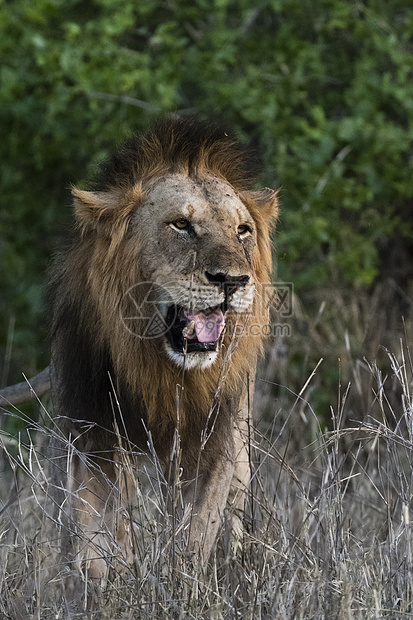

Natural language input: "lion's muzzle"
[205,271,250,298]
[165,274,252,357]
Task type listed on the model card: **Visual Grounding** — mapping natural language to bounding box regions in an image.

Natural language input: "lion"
[47,117,278,582]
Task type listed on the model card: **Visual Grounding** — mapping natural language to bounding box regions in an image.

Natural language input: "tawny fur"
[49,117,278,580]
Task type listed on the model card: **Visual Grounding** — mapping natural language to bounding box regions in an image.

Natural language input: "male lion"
[49,117,278,581]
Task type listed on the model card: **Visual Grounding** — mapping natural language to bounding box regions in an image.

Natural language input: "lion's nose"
[205,271,250,295]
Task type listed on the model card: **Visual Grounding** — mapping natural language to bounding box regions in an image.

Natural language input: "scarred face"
[134,173,258,369]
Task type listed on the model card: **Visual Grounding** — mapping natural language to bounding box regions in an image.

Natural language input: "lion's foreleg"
[227,415,251,540]
[184,456,236,562]
[60,452,135,584]
[227,379,254,538]
[180,387,253,562]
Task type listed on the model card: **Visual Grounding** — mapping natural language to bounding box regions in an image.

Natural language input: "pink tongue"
[186,308,225,343]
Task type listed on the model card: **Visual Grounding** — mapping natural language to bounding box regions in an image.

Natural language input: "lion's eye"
[237,224,252,238]
[171,218,190,231]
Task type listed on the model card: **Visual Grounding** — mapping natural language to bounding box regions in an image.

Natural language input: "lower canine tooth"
[183,320,196,338]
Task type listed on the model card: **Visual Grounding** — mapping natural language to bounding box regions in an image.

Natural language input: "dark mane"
[92,117,256,192]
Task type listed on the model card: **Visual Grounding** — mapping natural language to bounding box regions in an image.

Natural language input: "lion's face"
[134,173,258,369]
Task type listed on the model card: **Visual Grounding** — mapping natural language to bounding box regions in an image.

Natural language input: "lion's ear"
[72,187,143,235]
[243,188,279,228]
[72,188,121,229]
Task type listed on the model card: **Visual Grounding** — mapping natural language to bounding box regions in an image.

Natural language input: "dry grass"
[1,293,413,619]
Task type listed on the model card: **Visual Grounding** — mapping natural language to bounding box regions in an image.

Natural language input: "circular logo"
[119,282,176,338]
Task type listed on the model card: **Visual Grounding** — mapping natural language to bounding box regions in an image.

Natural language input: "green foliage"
[0,0,412,381]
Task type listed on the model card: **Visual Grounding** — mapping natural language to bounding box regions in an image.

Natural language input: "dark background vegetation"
[1,0,412,427]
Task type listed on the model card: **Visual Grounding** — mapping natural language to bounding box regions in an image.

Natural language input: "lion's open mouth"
[165,305,225,354]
